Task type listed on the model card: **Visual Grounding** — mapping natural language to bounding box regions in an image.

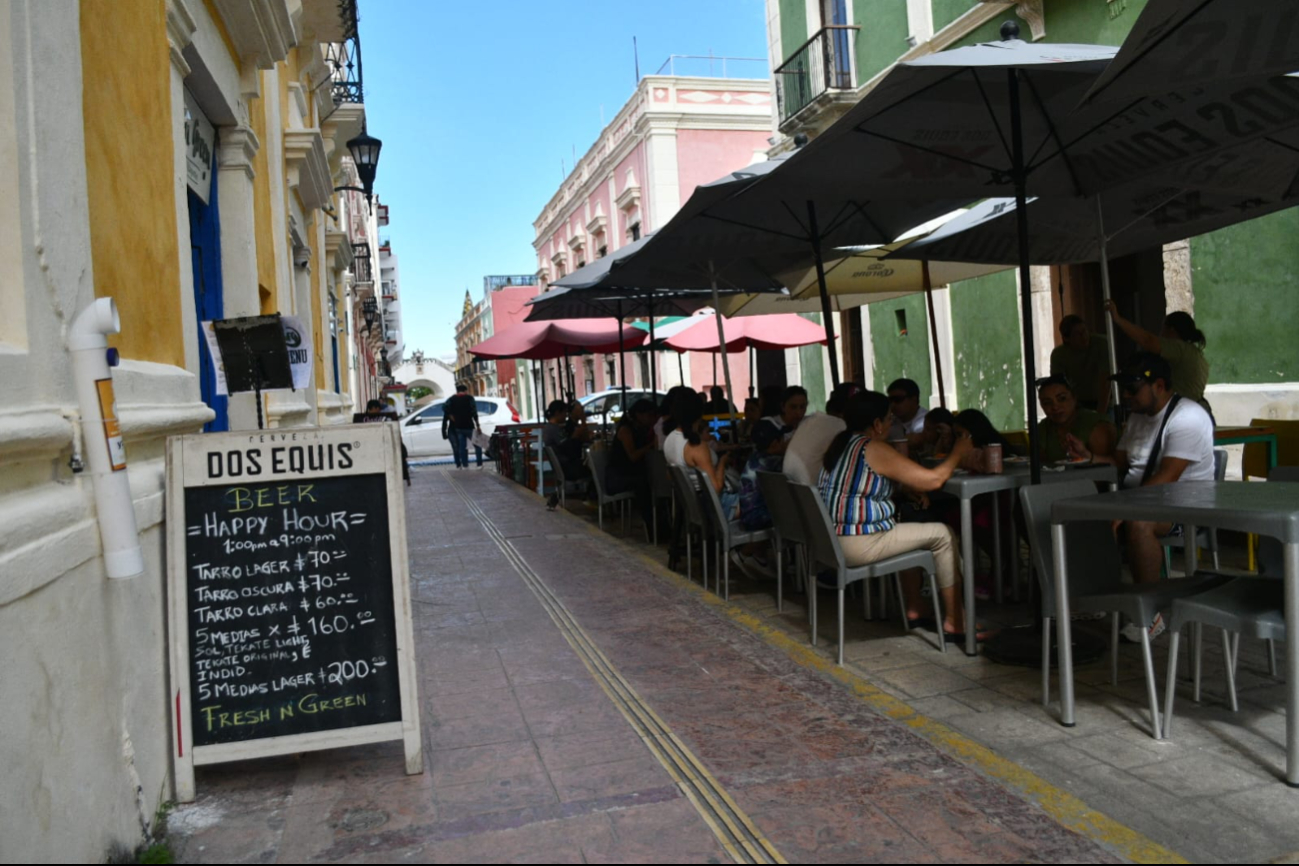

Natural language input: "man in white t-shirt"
[1066,353,1215,594]
[784,382,859,485]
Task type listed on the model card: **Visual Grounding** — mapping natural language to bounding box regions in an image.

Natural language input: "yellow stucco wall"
[249,74,277,314]
[80,0,183,366]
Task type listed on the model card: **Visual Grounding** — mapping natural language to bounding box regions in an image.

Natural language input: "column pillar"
[216,125,262,430]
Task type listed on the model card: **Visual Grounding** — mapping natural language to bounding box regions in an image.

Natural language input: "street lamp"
[334,129,383,211]
[362,297,378,333]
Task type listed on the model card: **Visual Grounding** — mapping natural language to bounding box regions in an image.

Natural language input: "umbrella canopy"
[469,319,646,361]
[891,139,1299,265]
[662,313,830,353]
[524,285,749,322]
[772,27,1299,203]
[1082,0,1299,109]
[781,244,1010,300]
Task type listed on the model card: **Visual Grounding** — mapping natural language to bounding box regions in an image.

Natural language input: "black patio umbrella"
[890,133,1299,410]
[765,20,1299,482]
[1081,0,1299,109]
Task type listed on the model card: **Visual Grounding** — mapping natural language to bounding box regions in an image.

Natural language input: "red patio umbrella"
[662,313,830,353]
[470,319,646,360]
[470,318,647,421]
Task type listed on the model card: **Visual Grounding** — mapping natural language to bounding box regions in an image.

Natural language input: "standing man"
[886,378,927,449]
[1065,353,1215,639]
[1050,315,1110,413]
[442,383,482,469]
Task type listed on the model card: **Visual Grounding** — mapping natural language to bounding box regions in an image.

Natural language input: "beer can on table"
[985,443,1003,474]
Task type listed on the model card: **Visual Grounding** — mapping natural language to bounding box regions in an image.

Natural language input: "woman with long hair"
[1105,301,1210,412]
[739,386,809,530]
[665,389,739,518]
[606,399,658,525]
[819,391,991,642]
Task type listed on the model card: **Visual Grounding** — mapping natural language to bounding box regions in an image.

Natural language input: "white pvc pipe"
[69,298,144,579]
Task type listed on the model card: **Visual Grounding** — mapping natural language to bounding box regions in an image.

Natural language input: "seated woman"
[820,391,990,641]
[1036,375,1116,463]
[913,407,955,460]
[606,399,658,525]
[668,390,739,519]
[739,387,809,531]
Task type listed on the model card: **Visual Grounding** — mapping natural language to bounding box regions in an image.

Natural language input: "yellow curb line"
[486,472,1188,865]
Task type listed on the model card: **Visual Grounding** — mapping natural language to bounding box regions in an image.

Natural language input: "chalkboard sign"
[167,423,421,801]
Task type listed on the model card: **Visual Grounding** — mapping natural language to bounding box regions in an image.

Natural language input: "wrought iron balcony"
[351,243,372,284]
[774,25,860,125]
[325,0,363,105]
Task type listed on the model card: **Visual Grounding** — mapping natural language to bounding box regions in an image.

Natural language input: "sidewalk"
[170,467,1176,863]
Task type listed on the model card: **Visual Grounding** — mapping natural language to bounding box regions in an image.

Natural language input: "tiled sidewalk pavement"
[171,467,1165,863]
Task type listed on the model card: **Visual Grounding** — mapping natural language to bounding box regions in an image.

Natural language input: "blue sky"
[358,0,770,361]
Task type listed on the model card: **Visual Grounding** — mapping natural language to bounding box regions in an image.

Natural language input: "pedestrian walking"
[442,383,482,469]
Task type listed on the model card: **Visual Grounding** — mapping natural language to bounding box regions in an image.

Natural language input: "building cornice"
[325,228,353,270]
[284,128,331,211]
[211,0,297,69]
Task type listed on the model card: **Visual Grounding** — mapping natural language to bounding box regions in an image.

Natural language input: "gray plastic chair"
[644,449,674,545]
[544,445,582,510]
[1020,481,1228,739]
[1162,465,1298,735]
[757,471,806,613]
[1162,577,1286,738]
[787,482,944,665]
[585,447,634,533]
[693,468,772,601]
[668,464,710,585]
[1162,449,1228,574]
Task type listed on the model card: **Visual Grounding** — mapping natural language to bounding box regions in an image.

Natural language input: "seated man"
[783,382,858,486]
[886,377,927,451]
[1065,353,1215,639]
[1035,375,1116,464]
[542,400,590,510]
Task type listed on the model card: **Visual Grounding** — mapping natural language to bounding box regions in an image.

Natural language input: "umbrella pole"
[649,300,658,399]
[709,264,738,440]
[749,346,755,398]
[563,348,571,401]
[1008,68,1042,487]
[539,361,547,420]
[617,300,627,408]
[678,350,684,383]
[923,261,947,409]
[805,201,841,387]
[1096,197,1121,414]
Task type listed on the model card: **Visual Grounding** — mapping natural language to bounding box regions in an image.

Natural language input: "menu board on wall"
[166,423,421,801]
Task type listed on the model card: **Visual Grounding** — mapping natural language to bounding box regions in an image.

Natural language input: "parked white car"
[400,396,518,458]
[578,388,665,426]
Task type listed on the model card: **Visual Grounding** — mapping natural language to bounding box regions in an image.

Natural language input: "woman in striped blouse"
[820,391,991,643]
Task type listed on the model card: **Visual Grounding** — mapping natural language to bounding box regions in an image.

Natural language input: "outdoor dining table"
[1049,481,1299,785]
[944,462,1118,656]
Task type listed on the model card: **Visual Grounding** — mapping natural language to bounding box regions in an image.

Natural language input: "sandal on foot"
[906,616,936,630]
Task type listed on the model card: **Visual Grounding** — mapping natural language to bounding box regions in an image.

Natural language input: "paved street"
[168,467,1294,863]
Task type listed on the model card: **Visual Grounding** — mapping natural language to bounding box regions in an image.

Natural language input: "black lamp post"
[379,347,391,379]
[334,129,383,210]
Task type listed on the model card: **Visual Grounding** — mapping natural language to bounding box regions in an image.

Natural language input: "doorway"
[188,145,227,431]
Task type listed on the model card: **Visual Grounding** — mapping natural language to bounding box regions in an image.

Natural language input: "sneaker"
[1120,612,1166,643]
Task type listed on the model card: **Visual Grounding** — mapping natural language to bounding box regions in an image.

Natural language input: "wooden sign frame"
[166,423,421,802]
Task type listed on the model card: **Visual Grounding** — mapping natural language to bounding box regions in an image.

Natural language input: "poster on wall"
[202,315,313,395]
[165,422,421,801]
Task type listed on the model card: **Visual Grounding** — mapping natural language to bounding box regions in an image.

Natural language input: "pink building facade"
[529,71,775,409]
[489,283,541,410]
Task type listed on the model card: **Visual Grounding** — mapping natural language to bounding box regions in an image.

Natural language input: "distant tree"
[408,386,433,402]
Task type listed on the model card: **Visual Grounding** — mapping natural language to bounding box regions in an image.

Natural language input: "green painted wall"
[932,0,974,32]
[869,295,932,407]
[1190,208,1299,384]
[799,312,828,401]
[1038,0,1149,45]
[950,271,1026,430]
[852,0,909,83]
[778,0,807,66]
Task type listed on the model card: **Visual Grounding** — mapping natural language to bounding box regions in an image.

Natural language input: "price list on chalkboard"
[184,475,401,746]
[168,424,420,799]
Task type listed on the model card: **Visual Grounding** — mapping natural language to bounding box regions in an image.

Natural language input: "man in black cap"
[1065,352,1214,638]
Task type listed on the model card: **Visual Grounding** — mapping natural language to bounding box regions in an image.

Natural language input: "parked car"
[578,389,665,426]
[400,396,518,458]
